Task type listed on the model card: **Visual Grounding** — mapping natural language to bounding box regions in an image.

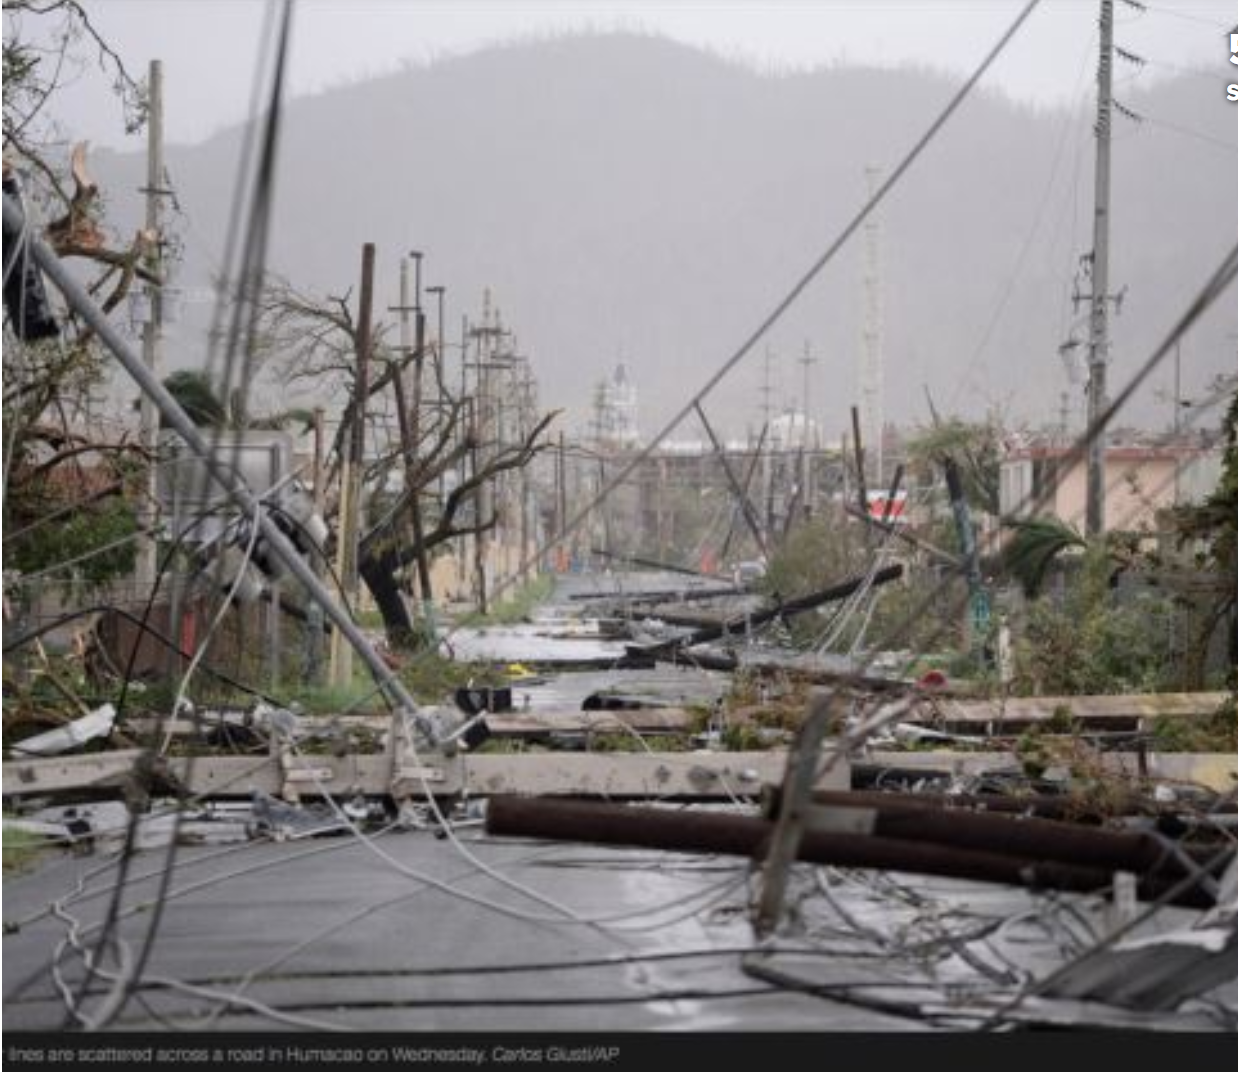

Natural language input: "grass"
[276,653,505,711]
[456,574,555,627]
[279,678,387,715]
[400,653,502,704]
[3,822,47,874]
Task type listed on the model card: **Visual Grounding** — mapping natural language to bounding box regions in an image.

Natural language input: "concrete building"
[999,440,1222,532]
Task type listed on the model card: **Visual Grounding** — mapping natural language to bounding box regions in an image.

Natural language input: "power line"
[488,0,1043,613]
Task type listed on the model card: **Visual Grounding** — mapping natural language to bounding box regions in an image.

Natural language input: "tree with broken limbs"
[253,276,559,649]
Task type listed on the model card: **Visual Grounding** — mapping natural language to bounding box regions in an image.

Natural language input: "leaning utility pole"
[1086,0,1114,537]
[136,59,164,600]
[694,401,767,559]
[3,196,443,741]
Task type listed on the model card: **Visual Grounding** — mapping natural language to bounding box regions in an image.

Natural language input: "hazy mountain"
[89,33,1238,441]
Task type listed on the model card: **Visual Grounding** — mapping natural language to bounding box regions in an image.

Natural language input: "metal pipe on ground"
[761,787,1227,880]
[484,796,1216,909]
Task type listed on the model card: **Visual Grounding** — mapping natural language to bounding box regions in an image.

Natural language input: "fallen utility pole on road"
[761,785,1227,881]
[484,795,1218,910]
[625,563,904,660]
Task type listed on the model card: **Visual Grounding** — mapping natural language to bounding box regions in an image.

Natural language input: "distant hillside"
[90,32,1238,440]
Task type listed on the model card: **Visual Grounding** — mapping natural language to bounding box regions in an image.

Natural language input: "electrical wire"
[464,0,1044,619]
[80,498,271,1030]
[294,751,740,936]
[159,498,263,754]
[14,0,1233,1029]
[947,23,1098,411]
[37,5,302,1030]
[1137,3,1233,29]
[1136,111,1238,155]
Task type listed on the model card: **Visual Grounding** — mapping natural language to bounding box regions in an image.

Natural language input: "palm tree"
[162,369,228,427]
[1003,516,1086,598]
[161,369,314,432]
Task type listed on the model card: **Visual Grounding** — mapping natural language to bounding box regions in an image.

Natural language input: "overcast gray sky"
[12,0,1237,148]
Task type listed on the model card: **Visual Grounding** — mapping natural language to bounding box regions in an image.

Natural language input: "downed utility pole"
[485,795,1216,910]
[589,547,718,581]
[1,196,445,745]
[843,503,961,567]
[626,563,904,658]
[761,786,1227,882]
[808,784,1238,823]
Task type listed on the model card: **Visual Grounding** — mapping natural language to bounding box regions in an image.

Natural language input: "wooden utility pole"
[136,59,164,602]
[311,407,325,514]
[849,404,868,515]
[391,255,433,607]
[557,430,568,570]
[1086,0,1114,537]
[330,242,375,686]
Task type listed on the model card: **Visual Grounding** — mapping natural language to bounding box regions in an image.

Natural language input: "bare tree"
[254,276,559,648]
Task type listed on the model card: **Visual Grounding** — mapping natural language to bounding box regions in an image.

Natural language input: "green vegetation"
[904,416,1003,516]
[584,732,692,753]
[759,512,968,654]
[457,574,555,626]
[1149,696,1238,753]
[1170,387,1238,692]
[3,822,47,874]
[1013,544,1178,696]
[1004,516,1086,599]
[273,654,502,712]
[279,678,387,715]
[400,653,502,704]
[8,496,137,588]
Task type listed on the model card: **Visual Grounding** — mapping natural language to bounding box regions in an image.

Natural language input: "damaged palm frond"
[1003,515,1087,598]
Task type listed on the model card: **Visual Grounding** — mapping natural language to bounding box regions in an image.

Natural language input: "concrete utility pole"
[425,284,447,502]
[408,252,433,605]
[860,164,884,489]
[760,346,776,542]
[425,284,446,396]
[330,242,375,686]
[1086,0,1115,537]
[390,256,433,615]
[799,339,817,519]
[136,59,164,601]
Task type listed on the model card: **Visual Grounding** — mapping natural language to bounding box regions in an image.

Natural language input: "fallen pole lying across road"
[484,795,1221,909]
